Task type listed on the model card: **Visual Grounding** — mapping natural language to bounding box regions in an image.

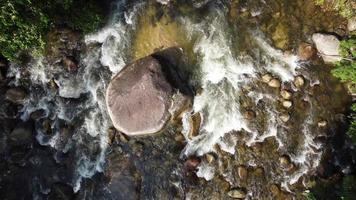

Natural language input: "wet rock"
[268,78,281,88]
[282,100,293,109]
[185,157,201,171]
[10,122,33,145]
[348,17,356,32]
[48,183,74,200]
[205,153,215,164]
[5,87,27,104]
[30,109,46,120]
[269,184,280,196]
[312,33,341,63]
[244,110,256,120]
[279,155,291,168]
[156,0,171,4]
[227,188,247,199]
[298,42,316,60]
[106,49,192,136]
[174,133,185,142]
[318,120,327,128]
[261,73,272,83]
[280,114,290,122]
[188,112,202,139]
[237,166,248,181]
[280,89,292,100]
[62,56,78,71]
[294,75,305,88]
[272,23,289,50]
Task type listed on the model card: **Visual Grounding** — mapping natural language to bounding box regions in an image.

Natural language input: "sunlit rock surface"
[106,48,192,136]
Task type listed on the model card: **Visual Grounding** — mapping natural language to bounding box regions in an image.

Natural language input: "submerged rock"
[228,188,247,199]
[10,122,33,145]
[268,78,281,88]
[282,100,293,109]
[106,48,192,136]
[348,17,356,32]
[312,33,341,63]
[298,42,316,61]
[280,89,292,100]
[5,87,27,104]
[280,114,290,122]
[261,73,272,83]
[294,75,305,88]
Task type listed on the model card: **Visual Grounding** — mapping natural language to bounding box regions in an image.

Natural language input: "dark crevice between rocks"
[152,48,195,97]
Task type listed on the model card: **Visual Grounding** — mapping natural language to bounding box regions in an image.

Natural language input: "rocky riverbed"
[0,0,355,200]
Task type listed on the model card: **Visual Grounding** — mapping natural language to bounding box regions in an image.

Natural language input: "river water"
[1,0,352,199]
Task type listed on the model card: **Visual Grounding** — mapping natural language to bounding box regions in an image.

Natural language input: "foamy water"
[6,0,324,195]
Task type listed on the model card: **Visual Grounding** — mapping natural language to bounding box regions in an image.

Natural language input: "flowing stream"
[3,0,351,199]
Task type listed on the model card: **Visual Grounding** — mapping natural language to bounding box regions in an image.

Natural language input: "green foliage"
[0,0,49,60]
[341,175,356,200]
[331,37,356,83]
[303,190,317,200]
[314,0,355,18]
[0,0,106,61]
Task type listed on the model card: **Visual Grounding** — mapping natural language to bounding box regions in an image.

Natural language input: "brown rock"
[280,89,292,100]
[63,56,78,71]
[261,73,272,83]
[228,188,247,199]
[237,166,248,181]
[185,157,201,171]
[188,112,202,139]
[205,153,215,163]
[280,114,290,122]
[294,75,305,88]
[282,100,293,109]
[270,184,280,196]
[318,120,327,128]
[268,79,281,88]
[244,110,256,120]
[5,87,27,104]
[279,155,291,168]
[298,43,316,60]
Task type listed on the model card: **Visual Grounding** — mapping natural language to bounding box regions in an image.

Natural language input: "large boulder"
[106,48,192,136]
[312,33,342,63]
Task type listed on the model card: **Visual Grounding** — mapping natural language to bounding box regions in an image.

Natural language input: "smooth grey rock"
[312,33,341,63]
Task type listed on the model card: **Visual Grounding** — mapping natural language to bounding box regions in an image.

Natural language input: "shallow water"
[0,0,352,199]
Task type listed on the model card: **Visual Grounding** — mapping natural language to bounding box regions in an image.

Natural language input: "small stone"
[282,100,293,109]
[347,17,356,32]
[227,188,247,199]
[205,153,215,163]
[30,109,46,120]
[10,122,33,145]
[237,166,248,181]
[318,120,327,128]
[63,56,78,71]
[270,184,280,196]
[244,110,256,120]
[262,73,272,83]
[174,133,185,142]
[294,75,305,88]
[5,87,27,104]
[268,78,281,88]
[298,42,316,61]
[280,114,290,122]
[107,127,116,144]
[188,112,202,139]
[185,157,201,171]
[279,155,291,168]
[280,89,292,100]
